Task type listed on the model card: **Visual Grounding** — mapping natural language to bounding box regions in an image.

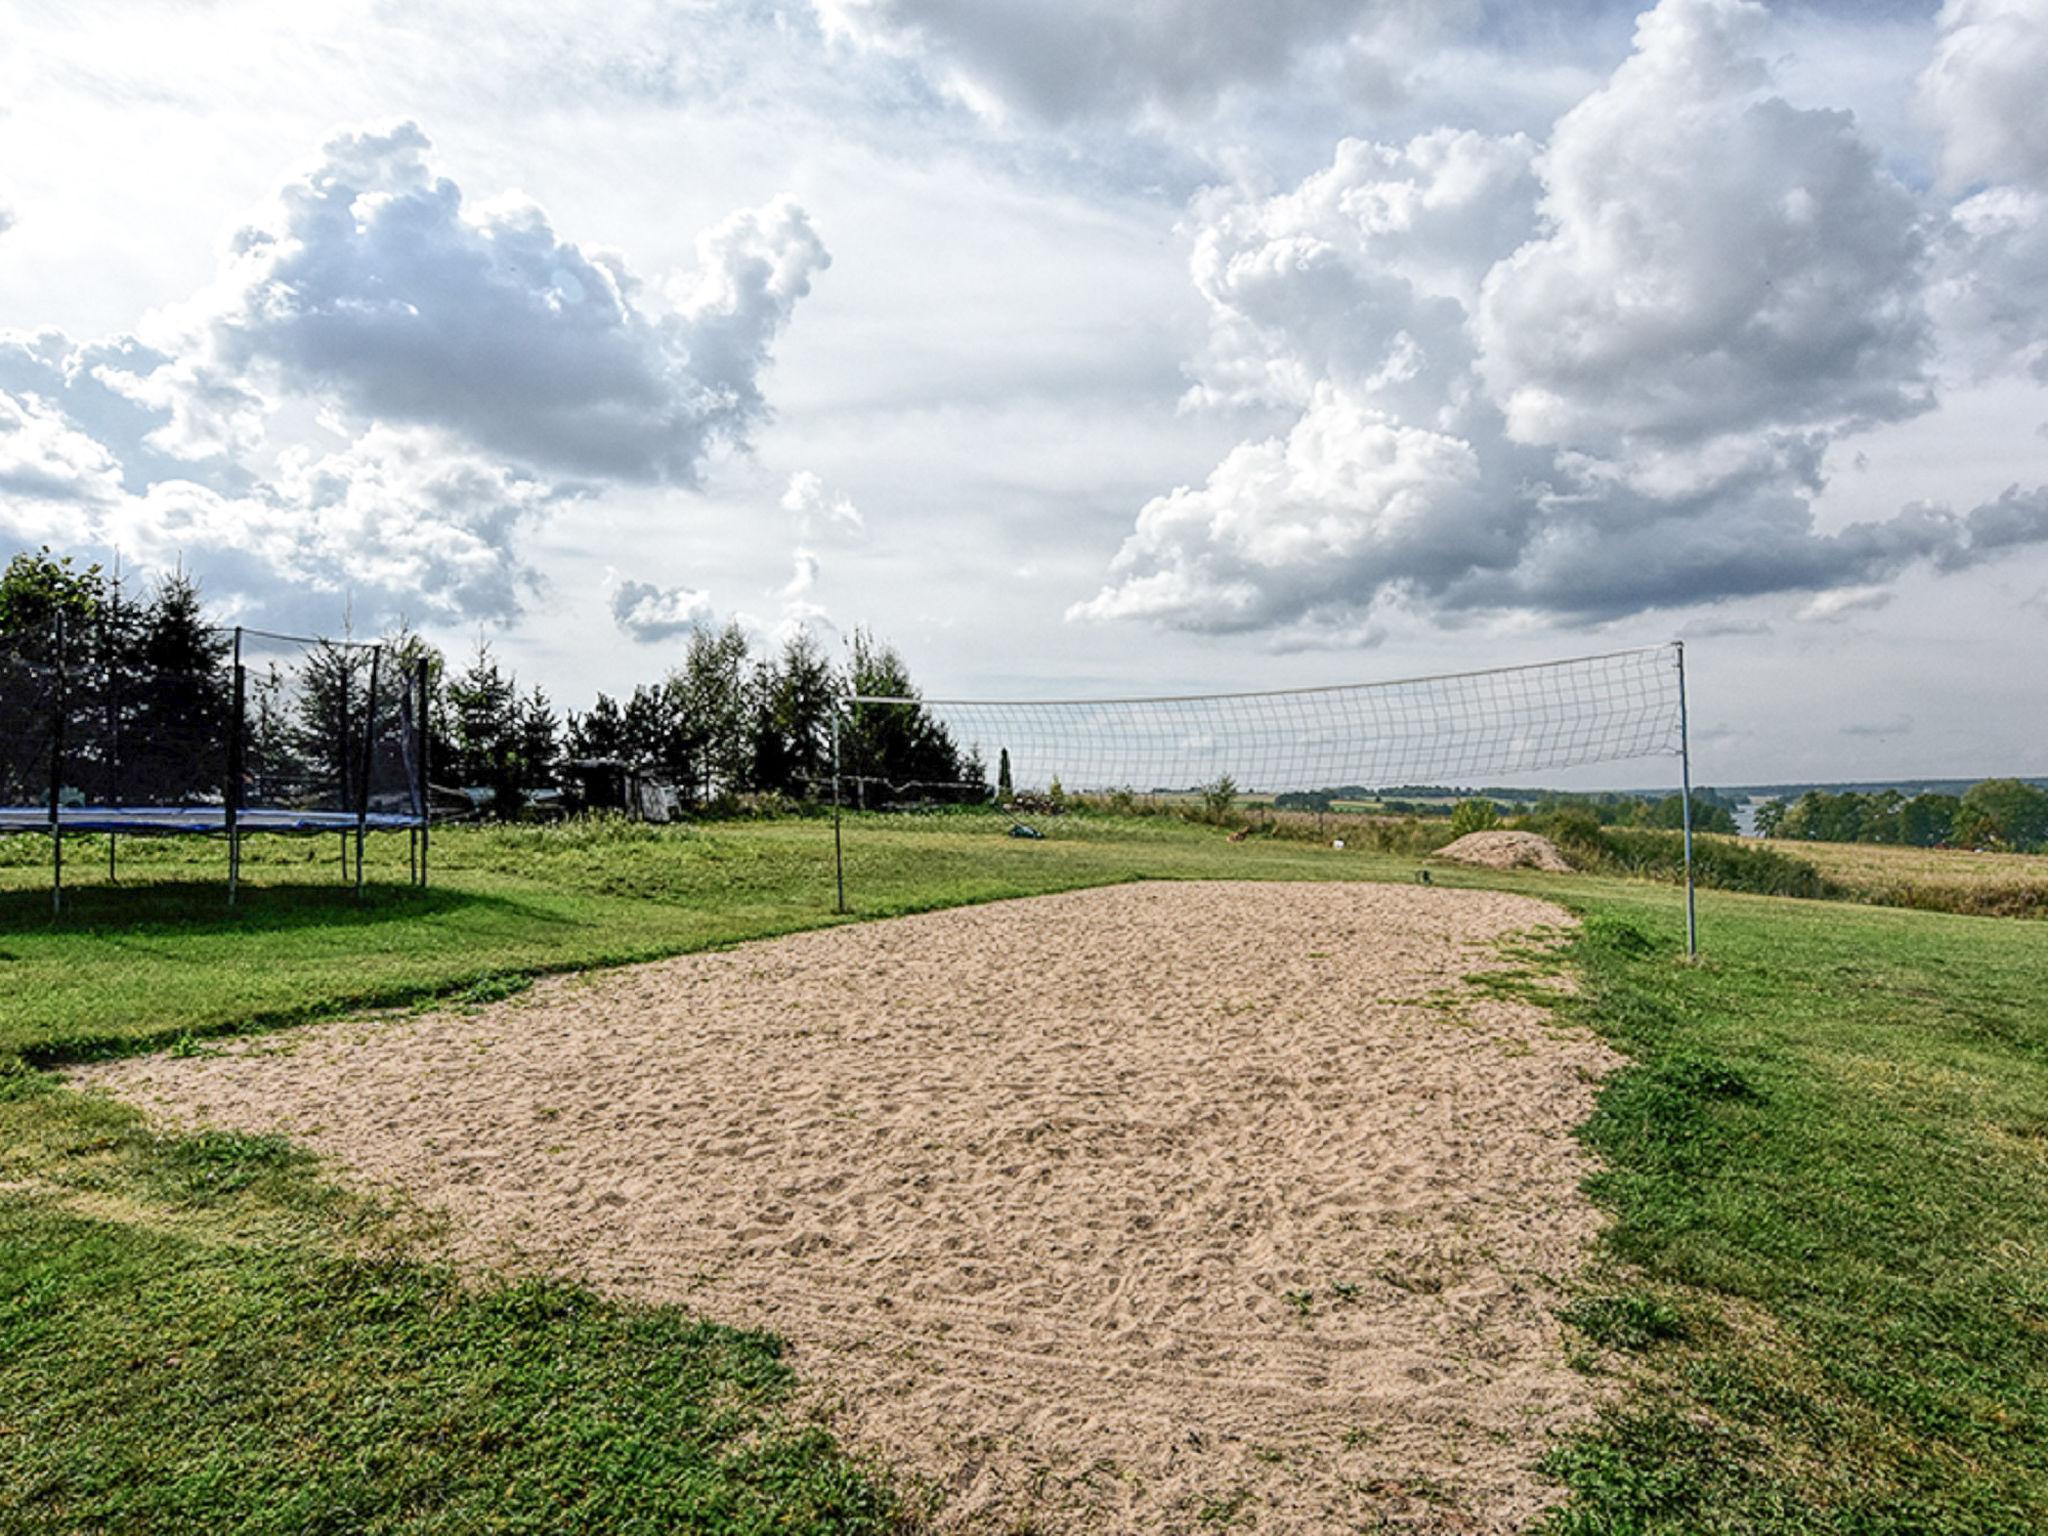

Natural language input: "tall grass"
[1061,791,1457,855]
[1511,809,1839,900]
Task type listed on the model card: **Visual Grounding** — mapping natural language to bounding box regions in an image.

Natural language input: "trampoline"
[3,619,434,910]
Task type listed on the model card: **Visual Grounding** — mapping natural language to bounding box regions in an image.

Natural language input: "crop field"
[4,814,2047,1531]
[1721,833,2048,919]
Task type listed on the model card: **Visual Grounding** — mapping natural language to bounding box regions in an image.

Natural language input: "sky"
[3,0,2046,787]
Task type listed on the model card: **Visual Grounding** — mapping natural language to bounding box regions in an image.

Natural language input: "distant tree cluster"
[556,621,958,812]
[1757,782,2048,852]
[1526,789,1740,835]
[1262,781,1740,833]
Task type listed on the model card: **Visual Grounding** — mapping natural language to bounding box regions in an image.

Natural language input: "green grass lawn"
[4,812,2046,1532]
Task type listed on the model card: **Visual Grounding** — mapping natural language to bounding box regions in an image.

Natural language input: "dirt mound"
[1435,829,1576,872]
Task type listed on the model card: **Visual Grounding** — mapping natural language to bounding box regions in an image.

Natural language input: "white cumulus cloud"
[1920,2,2048,383]
[0,122,830,630]
[611,578,716,642]
[1078,0,2048,641]
[780,469,864,534]
[107,122,829,482]
[1475,0,1931,488]
[1918,0,2048,192]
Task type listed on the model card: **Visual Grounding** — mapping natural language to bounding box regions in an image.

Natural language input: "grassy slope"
[4,814,2047,1532]
[1541,895,2048,1533]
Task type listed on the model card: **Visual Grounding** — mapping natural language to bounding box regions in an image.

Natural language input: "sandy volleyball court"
[82,881,1619,1532]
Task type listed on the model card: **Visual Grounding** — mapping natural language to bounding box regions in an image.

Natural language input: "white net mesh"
[841,644,1684,803]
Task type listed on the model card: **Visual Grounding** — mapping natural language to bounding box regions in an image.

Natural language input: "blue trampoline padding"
[0,805,424,835]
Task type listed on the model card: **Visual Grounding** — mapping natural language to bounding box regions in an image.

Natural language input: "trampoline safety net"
[1,619,429,891]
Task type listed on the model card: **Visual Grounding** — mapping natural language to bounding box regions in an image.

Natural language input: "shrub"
[1512,813,1836,899]
[1449,798,1501,837]
[1193,775,1240,825]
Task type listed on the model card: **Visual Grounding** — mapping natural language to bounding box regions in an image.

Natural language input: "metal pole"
[337,649,352,886]
[356,645,380,898]
[417,660,431,890]
[227,628,245,906]
[831,707,846,914]
[107,567,121,883]
[1676,641,1698,959]
[50,611,66,917]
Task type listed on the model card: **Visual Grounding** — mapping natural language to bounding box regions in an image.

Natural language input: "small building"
[560,758,682,822]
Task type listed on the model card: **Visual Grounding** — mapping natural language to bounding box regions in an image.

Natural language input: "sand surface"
[80,881,1619,1533]
[1434,831,1577,873]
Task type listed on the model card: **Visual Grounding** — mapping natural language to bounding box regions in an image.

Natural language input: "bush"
[1449,798,1501,837]
[1513,813,1837,899]
[1192,776,1240,825]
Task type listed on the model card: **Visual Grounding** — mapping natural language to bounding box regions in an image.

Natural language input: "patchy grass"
[0,1060,906,1534]
[1540,897,2048,1532]
[5,813,2047,1530]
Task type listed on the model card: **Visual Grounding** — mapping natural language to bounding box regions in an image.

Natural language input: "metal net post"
[227,629,246,905]
[1677,642,1698,958]
[49,613,66,917]
[832,706,846,913]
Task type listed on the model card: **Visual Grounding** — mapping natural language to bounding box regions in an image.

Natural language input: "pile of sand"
[80,881,1616,1534]
[1435,829,1576,872]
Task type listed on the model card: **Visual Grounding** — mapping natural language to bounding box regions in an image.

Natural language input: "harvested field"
[80,881,1619,1533]
[1435,830,1577,873]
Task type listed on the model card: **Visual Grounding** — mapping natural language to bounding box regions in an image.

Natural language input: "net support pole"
[227,628,244,905]
[107,573,121,884]
[1676,641,1698,959]
[49,611,66,918]
[415,660,431,891]
[831,707,847,914]
[356,645,380,899]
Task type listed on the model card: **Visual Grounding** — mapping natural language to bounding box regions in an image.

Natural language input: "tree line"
[1,547,980,816]
[1756,782,2048,853]
[1270,785,1741,834]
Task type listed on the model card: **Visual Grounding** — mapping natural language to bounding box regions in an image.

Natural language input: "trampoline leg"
[355,825,365,898]
[228,829,239,906]
[51,827,62,918]
[108,832,117,884]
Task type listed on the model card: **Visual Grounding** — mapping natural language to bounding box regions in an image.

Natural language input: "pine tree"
[842,628,966,806]
[674,620,753,805]
[621,682,686,771]
[292,640,375,810]
[516,686,560,792]
[446,640,521,817]
[566,693,629,760]
[997,747,1013,801]
[130,572,229,803]
[751,630,839,797]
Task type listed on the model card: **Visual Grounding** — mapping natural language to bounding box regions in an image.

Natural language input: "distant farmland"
[1703,833,2048,919]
